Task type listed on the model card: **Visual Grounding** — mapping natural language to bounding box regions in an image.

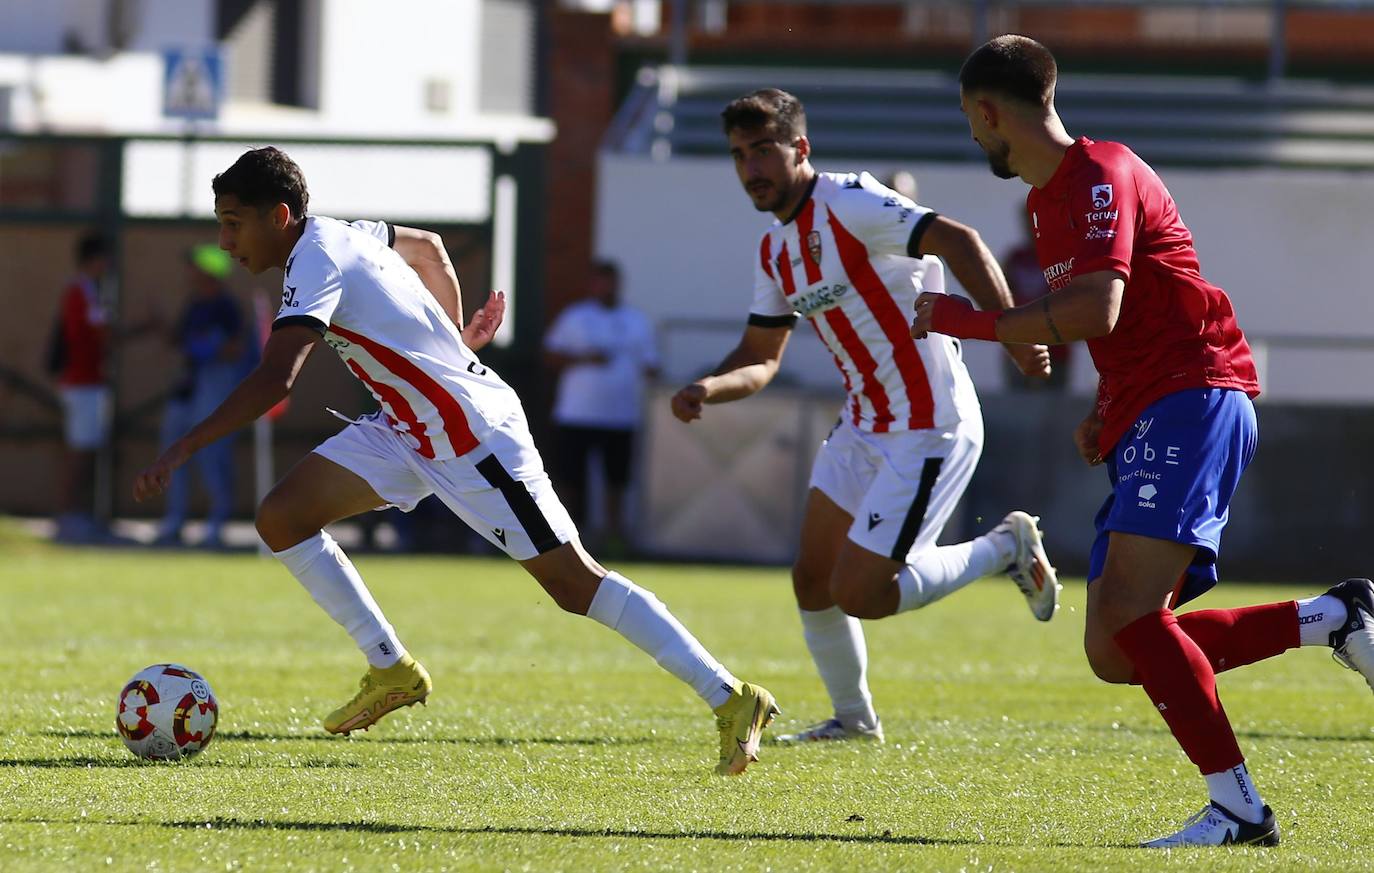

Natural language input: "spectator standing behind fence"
[543,260,659,555]
[153,245,257,548]
[1003,209,1072,390]
[50,233,115,543]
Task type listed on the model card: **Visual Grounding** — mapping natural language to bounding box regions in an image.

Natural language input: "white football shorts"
[59,385,111,450]
[314,407,577,561]
[809,414,983,563]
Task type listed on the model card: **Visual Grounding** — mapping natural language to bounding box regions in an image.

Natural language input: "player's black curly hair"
[959,34,1058,107]
[721,88,807,143]
[212,146,310,218]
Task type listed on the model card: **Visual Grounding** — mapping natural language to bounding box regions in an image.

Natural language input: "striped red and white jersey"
[750,171,980,432]
[273,216,519,459]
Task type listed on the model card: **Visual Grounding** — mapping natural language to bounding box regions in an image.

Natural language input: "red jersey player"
[671,88,1060,745]
[915,35,1374,846]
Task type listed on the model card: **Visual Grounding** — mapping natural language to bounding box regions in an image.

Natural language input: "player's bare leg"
[257,452,431,735]
[519,540,777,775]
[1089,532,1278,847]
[779,491,1056,744]
[777,489,883,743]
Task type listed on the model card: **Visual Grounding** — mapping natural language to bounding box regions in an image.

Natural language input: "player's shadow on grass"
[0,817,1132,849]
[1083,723,1374,744]
[160,817,992,847]
[40,728,654,747]
[0,755,361,769]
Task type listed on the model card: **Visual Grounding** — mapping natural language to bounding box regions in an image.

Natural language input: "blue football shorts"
[1087,387,1257,607]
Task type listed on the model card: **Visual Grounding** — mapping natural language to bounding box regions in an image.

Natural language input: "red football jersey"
[1027,137,1259,454]
[58,277,108,386]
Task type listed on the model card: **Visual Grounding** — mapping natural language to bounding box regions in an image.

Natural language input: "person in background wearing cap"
[154,244,257,547]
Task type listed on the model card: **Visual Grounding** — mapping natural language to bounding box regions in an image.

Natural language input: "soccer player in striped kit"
[917,35,1374,846]
[134,147,779,776]
[670,89,1061,745]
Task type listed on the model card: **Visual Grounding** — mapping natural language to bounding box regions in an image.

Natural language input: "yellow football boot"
[323,655,432,735]
[713,681,779,776]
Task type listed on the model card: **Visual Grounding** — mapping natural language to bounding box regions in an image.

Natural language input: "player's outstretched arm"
[391,226,464,329]
[917,215,1014,311]
[391,225,506,352]
[913,270,1124,346]
[133,325,319,502]
[670,322,792,422]
[915,214,1051,378]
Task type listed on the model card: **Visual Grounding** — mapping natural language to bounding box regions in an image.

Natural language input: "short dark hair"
[212,146,309,217]
[721,88,807,142]
[959,35,1058,107]
[75,232,108,265]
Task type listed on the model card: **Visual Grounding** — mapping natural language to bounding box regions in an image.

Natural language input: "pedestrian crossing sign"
[163,48,223,120]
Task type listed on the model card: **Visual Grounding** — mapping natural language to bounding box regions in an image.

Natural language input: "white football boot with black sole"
[1327,577,1374,694]
[1142,802,1280,848]
[997,511,1060,622]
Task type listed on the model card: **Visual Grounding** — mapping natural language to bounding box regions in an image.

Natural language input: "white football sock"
[587,571,738,710]
[1205,762,1265,823]
[799,606,877,728]
[273,532,406,668]
[1297,594,1348,647]
[896,532,1011,614]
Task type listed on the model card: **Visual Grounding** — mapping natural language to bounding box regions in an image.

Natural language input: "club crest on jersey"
[806,230,823,264]
[1091,184,1114,209]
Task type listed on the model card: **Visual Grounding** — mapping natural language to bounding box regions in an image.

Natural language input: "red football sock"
[1175,602,1300,674]
[1114,608,1244,774]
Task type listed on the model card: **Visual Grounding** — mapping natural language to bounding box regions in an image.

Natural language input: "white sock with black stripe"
[895,532,1011,613]
[587,571,738,710]
[273,531,407,668]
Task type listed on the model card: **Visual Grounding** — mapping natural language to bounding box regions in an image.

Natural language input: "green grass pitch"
[2,531,1372,871]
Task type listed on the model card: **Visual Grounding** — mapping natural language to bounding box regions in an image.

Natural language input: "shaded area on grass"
[6,815,1031,848]
[37,728,655,747]
[1079,723,1374,745]
[0,756,361,769]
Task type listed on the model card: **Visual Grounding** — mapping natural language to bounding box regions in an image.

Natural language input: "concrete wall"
[638,384,1374,580]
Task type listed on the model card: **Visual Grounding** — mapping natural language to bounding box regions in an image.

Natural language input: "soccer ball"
[115,664,219,761]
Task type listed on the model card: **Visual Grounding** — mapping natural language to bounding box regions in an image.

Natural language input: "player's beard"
[983,138,1015,180]
[748,180,789,213]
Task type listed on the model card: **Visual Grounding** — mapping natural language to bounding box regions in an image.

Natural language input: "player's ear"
[269,202,291,230]
[976,97,1000,130]
[793,135,811,164]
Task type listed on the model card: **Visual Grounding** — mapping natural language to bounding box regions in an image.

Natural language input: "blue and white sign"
[163,47,223,121]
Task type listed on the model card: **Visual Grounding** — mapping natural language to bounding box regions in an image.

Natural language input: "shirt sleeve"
[830,173,936,258]
[1066,156,1138,281]
[348,219,395,247]
[635,311,660,368]
[543,307,583,353]
[748,233,798,328]
[274,244,341,335]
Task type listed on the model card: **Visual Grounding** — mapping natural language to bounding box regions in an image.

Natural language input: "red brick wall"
[543,8,618,325]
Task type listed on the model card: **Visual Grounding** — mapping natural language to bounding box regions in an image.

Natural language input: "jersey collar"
[1039,136,1093,193]
[781,174,819,226]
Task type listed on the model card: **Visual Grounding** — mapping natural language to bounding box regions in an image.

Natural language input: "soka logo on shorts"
[1137,483,1158,509]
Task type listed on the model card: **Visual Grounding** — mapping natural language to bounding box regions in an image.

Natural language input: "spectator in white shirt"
[543,261,659,553]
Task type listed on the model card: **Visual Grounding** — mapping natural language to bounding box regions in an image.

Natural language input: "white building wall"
[316,0,482,126]
[0,0,213,54]
[0,0,548,142]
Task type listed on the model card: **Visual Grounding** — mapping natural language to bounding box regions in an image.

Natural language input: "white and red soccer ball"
[116,664,219,761]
